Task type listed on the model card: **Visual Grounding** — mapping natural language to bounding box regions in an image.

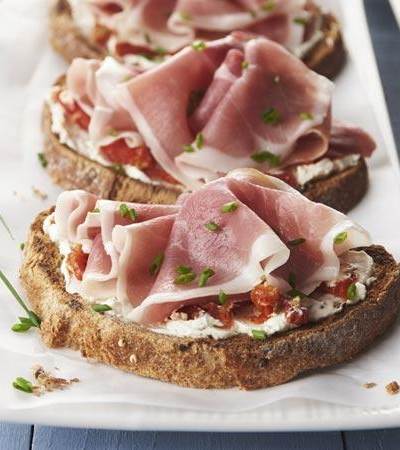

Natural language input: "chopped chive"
[144,32,152,44]
[179,11,192,21]
[111,164,126,174]
[0,270,41,327]
[0,214,15,241]
[92,208,100,213]
[149,253,164,276]
[37,153,48,168]
[204,221,220,232]
[108,128,118,137]
[241,60,249,70]
[155,46,167,56]
[119,204,138,221]
[183,144,195,153]
[92,304,112,313]
[195,132,204,149]
[221,201,238,213]
[11,322,33,332]
[288,272,297,288]
[288,238,306,247]
[12,377,33,394]
[334,231,348,245]
[176,265,193,275]
[198,268,215,287]
[261,108,281,125]
[174,272,196,285]
[192,40,206,51]
[299,112,314,121]
[252,329,267,340]
[294,17,307,25]
[261,0,276,11]
[347,283,358,301]
[20,243,25,251]
[218,290,228,305]
[251,150,280,166]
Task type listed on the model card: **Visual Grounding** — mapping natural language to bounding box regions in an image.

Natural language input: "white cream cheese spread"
[43,213,375,340]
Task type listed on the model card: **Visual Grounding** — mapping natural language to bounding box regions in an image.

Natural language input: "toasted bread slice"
[49,0,345,79]
[20,209,400,390]
[42,102,369,213]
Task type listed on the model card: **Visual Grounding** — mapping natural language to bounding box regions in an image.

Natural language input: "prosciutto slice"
[118,34,334,186]
[52,169,371,325]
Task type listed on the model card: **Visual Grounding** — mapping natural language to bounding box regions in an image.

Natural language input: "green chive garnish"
[149,253,164,276]
[183,144,195,153]
[294,17,307,25]
[221,202,238,213]
[334,232,348,245]
[92,304,112,313]
[38,153,48,168]
[12,322,32,332]
[195,132,204,149]
[198,268,215,287]
[241,61,249,70]
[92,208,100,213]
[179,11,192,21]
[175,266,197,284]
[20,243,25,251]
[111,164,126,174]
[261,108,281,125]
[12,377,33,394]
[288,238,306,247]
[204,221,220,232]
[252,329,267,340]
[261,0,276,11]
[119,204,138,221]
[299,112,314,121]
[0,270,41,327]
[155,46,167,56]
[0,214,15,241]
[192,40,206,51]
[218,290,228,305]
[347,283,358,301]
[251,150,280,166]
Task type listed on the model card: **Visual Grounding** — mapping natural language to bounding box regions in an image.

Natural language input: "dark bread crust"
[49,0,345,79]
[42,101,369,212]
[20,209,400,390]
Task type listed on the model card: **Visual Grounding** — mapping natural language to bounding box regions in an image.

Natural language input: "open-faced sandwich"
[21,169,400,389]
[43,33,375,212]
[50,0,345,79]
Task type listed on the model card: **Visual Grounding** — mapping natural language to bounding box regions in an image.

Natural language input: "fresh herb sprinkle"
[334,231,348,245]
[119,203,138,221]
[261,0,276,11]
[37,153,48,168]
[192,40,206,51]
[204,221,220,232]
[261,108,281,125]
[252,329,267,340]
[198,268,215,287]
[20,243,25,251]
[149,253,164,276]
[299,112,314,121]
[221,201,238,213]
[12,377,33,394]
[251,150,280,166]
[288,238,306,247]
[182,144,195,153]
[218,290,228,305]
[174,269,196,285]
[294,17,308,25]
[347,283,358,301]
[195,132,204,149]
[92,304,112,313]
[241,60,250,70]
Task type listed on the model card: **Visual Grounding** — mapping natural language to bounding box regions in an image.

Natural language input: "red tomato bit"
[67,246,89,281]
[100,139,154,169]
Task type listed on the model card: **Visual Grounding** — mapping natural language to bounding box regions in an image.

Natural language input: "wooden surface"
[1,0,400,448]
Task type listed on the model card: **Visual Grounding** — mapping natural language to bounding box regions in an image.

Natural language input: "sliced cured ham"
[51,169,371,325]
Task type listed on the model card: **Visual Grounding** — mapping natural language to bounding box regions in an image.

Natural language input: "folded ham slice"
[52,169,371,325]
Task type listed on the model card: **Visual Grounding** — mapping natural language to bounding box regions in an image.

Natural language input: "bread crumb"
[386,381,400,395]
[31,186,48,200]
[31,365,79,396]
[129,354,138,364]
[362,382,377,389]
[118,338,125,348]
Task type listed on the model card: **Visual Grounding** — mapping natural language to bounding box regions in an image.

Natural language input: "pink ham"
[328,120,376,158]
[52,169,371,325]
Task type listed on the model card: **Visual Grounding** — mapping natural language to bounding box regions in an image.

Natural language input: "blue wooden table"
[1,0,399,448]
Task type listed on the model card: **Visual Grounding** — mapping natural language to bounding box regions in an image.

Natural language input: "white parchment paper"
[0,0,400,414]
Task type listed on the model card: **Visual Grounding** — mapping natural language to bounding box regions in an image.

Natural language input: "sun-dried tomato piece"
[67,246,89,281]
[58,93,91,131]
[100,139,154,169]
[322,274,356,300]
[283,299,309,326]
[249,284,282,323]
[93,24,112,46]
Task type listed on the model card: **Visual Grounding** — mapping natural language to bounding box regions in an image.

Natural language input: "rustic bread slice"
[20,209,400,390]
[49,0,345,79]
[42,101,369,213]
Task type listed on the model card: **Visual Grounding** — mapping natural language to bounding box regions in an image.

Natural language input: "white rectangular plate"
[0,0,400,432]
